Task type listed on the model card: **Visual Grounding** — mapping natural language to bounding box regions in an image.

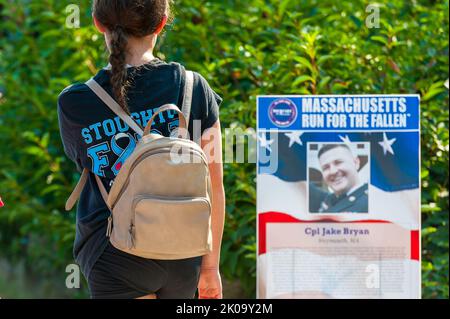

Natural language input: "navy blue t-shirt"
[57,59,221,279]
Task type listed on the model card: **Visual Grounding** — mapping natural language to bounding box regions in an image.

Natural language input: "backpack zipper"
[127,223,135,249]
[129,195,211,250]
[106,215,113,237]
[110,148,208,210]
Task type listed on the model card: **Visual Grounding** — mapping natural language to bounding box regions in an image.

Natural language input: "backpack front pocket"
[131,195,211,258]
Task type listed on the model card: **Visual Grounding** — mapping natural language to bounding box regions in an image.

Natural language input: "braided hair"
[93,0,170,114]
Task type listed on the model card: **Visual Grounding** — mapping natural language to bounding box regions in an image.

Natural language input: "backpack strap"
[181,70,194,132]
[65,168,89,211]
[65,168,110,211]
[143,104,188,137]
[66,78,137,212]
[85,78,144,136]
[66,71,195,212]
[94,174,110,209]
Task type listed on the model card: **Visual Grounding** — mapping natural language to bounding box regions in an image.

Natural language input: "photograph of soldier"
[308,143,369,213]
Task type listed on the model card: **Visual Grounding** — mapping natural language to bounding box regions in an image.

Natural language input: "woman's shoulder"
[58,82,89,101]
[57,69,112,117]
[158,59,209,84]
[190,70,222,106]
[58,80,96,114]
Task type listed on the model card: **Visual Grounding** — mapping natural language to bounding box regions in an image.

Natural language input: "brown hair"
[93,0,170,114]
[318,143,352,159]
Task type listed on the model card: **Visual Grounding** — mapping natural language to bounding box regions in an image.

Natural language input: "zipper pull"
[106,215,113,237]
[127,224,135,249]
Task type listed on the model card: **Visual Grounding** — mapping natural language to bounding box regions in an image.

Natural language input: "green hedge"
[0,0,448,298]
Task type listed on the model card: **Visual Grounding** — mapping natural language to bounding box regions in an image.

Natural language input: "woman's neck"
[126,50,156,66]
[106,33,157,67]
[125,35,157,66]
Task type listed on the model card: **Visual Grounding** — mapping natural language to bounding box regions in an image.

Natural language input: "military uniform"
[309,183,329,212]
[318,183,368,213]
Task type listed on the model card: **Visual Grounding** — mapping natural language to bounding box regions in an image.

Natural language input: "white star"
[258,134,274,153]
[378,132,396,155]
[284,131,303,147]
[339,135,352,146]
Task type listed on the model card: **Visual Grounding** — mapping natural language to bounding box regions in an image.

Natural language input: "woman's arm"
[197,119,225,299]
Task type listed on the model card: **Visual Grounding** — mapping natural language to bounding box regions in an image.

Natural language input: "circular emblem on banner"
[268,98,297,128]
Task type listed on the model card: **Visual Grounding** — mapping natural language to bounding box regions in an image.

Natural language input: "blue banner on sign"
[258,95,420,131]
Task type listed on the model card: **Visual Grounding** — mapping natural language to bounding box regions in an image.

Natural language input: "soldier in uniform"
[316,144,368,213]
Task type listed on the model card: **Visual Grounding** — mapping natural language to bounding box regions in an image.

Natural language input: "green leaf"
[370,36,388,46]
[422,82,447,102]
[292,75,315,86]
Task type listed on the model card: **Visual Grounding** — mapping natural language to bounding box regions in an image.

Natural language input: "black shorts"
[88,241,202,299]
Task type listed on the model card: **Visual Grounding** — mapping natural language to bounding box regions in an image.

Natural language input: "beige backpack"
[65,71,212,259]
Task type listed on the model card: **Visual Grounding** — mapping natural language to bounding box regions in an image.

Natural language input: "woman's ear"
[154,15,168,35]
[93,14,107,33]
